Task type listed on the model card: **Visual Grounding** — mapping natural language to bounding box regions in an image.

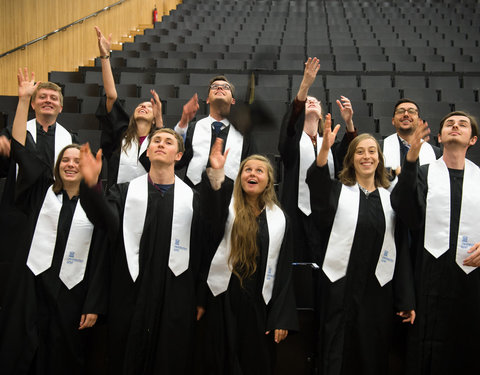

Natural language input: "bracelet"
[99,55,110,59]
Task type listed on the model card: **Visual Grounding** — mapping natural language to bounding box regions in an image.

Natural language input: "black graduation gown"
[0,124,77,304]
[96,97,150,188]
[199,175,298,375]
[278,100,354,262]
[80,177,202,375]
[0,140,107,375]
[176,119,255,188]
[391,160,480,375]
[306,163,415,375]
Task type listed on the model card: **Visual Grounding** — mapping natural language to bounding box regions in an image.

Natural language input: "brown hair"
[208,75,236,98]
[393,98,420,117]
[32,82,64,106]
[229,155,279,285]
[122,103,157,153]
[148,127,185,154]
[52,144,81,194]
[338,134,390,189]
[439,110,479,139]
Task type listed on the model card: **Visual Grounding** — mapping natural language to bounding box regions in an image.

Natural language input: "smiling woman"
[306,116,415,375]
[0,110,107,374]
[197,139,298,375]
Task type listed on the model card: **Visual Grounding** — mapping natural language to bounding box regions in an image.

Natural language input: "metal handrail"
[0,0,126,59]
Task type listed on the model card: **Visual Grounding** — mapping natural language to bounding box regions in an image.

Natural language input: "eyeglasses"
[306,98,321,104]
[210,83,231,91]
[395,108,418,115]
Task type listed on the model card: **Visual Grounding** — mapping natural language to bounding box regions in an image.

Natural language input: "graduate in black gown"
[79,128,202,375]
[94,26,163,187]
[0,70,77,305]
[391,112,480,375]
[278,57,356,262]
[174,75,255,189]
[306,116,415,375]
[199,139,298,375]
[0,69,107,375]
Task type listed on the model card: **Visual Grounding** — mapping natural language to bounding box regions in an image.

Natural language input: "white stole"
[425,158,480,274]
[383,133,437,169]
[123,174,194,281]
[322,184,396,286]
[26,186,94,289]
[117,137,149,183]
[298,131,334,215]
[26,119,72,165]
[186,116,243,185]
[207,199,286,304]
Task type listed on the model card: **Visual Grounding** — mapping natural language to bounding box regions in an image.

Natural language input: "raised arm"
[94,26,116,112]
[150,89,164,128]
[336,96,355,132]
[13,68,39,146]
[316,114,341,167]
[296,57,320,101]
[79,143,103,188]
[406,119,430,163]
[176,93,199,131]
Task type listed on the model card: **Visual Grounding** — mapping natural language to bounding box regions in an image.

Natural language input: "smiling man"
[79,127,203,375]
[381,99,441,185]
[0,69,77,303]
[391,111,480,374]
[174,75,254,188]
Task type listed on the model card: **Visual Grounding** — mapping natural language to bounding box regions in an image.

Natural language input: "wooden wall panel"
[0,0,181,95]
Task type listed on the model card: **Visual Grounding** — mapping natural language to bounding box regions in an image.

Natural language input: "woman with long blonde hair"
[199,139,298,375]
[306,114,415,375]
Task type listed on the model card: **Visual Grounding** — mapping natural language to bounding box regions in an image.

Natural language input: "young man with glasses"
[382,99,441,186]
[175,75,254,188]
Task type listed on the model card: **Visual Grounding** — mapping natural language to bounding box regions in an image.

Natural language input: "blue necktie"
[212,121,223,135]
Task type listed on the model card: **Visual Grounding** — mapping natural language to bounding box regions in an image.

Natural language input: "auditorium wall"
[0,0,180,95]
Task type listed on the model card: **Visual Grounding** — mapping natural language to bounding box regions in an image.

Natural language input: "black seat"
[63,83,100,97]
[325,75,358,88]
[56,113,99,131]
[119,72,154,85]
[140,84,177,99]
[402,88,439,102]
[394,75,428,88]
[49,71,84,84]
[428,76,461,89]
[155,72,188,85]
[440,88,476,103]
[364,88,401,102]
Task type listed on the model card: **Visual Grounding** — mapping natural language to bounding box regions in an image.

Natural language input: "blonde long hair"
[229,155,279,284]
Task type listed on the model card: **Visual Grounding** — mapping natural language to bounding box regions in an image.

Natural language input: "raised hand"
[336,96,354,129]
[17,68,39,98]
[406,119,430,163]
[94,26,111,56]
[79,143,103,187]
[150,89,164,128]
[209,137,229,170]
[297,57,320,101]
[179,93,199,128]
[317,114,341,167]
